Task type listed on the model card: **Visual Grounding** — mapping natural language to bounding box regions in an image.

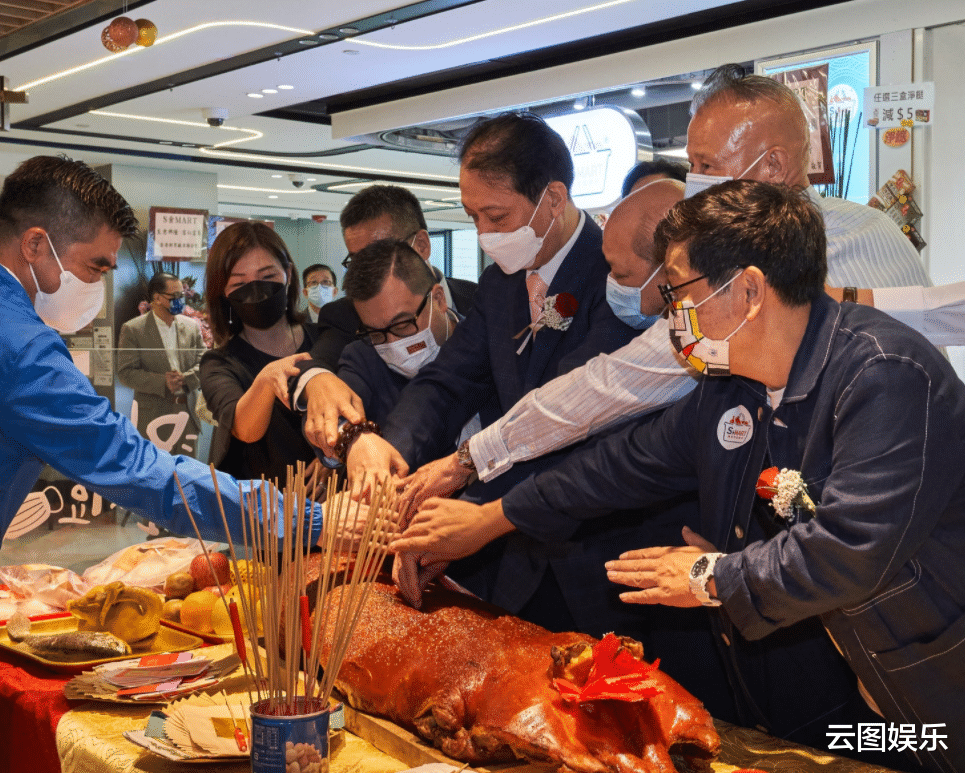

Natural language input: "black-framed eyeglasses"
[356,290,431,345]
[342,230,421,268]
[658,275,708,308]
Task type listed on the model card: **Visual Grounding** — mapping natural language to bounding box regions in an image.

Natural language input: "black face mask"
[226,280,288,330]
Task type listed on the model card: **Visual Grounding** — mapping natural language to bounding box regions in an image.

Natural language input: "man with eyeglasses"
[393,181,965,772]
[335,239,493,438]
[118,271,205,456]
[291,184,477,452]
[301,263,338,323]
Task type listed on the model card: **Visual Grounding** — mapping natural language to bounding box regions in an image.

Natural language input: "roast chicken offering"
[319,580,720,773]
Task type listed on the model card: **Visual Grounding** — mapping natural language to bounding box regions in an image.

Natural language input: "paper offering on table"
[158,692,251,759]
[101,652,211,687]
[65,651,241,702]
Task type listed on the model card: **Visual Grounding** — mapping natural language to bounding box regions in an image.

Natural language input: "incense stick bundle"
[174,465,398,716]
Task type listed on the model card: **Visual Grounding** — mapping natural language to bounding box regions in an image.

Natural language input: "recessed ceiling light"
[573,99,585,111]
[691,81,702,90]
[76,122,89,128]
[262,88,278,94]
[316,33,339,42]
[159,140,173,145]
[305,177,316,182]
[298,38,319,45]
[342,49,359,55]
[268,195,278,199]
[630,86,645,98]
[278,84,294,90]
[271,174,283,178]
[247,93,264,98]
[339,27,359,35]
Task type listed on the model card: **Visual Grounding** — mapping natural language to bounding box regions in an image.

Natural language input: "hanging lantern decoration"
[101,26,125,52]
[101,16,138,52]
[135,19,158,47]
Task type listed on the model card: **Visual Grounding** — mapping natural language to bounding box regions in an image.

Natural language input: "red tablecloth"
[0,647,79,773]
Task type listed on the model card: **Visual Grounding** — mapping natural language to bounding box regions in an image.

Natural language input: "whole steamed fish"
[5,611,131,660]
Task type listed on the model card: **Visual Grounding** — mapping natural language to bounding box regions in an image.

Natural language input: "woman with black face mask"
[200,222,321,484]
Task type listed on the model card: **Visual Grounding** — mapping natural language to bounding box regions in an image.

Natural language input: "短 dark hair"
[653,179,826,307]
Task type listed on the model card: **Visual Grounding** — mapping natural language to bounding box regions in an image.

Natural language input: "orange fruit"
[211,584,263,638]
[179,590,219,633]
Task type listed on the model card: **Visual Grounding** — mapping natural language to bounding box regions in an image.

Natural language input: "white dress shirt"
[152,310,181,372]
[806,187,931,288]
[470,192,936,480]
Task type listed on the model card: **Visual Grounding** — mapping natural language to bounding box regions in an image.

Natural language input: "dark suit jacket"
[336,339,411,428]
[383,216,636,469]
[303,272,479,373]
[116,311,203,454]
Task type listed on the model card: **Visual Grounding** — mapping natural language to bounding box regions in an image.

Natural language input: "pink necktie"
[527,272,547,324]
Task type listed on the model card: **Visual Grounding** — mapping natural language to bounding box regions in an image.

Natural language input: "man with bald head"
[686,63,930,288]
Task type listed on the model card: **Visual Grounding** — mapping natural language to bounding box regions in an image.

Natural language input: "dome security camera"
[202,107,229,128]
[289,173,306,188]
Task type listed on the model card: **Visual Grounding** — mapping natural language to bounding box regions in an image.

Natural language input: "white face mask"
[684,148,770,199]
[374,299,442,379]
[29,233,105,334]
[478,186,556,274]
[307,284,334,308]
[606,265,662,330]
[668,270,747,377]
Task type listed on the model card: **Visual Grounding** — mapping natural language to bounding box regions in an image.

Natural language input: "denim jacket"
[508,294,965,773]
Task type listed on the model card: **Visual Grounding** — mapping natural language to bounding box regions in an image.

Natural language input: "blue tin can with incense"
[250,697,330,773]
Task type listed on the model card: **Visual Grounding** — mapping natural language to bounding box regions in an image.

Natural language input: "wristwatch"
[689,553,724,607]
[456,439,476,471]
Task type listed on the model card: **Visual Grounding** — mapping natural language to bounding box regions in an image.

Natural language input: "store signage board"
[546,107,638,210]
[864,83,934,128]
[148,207,208,262]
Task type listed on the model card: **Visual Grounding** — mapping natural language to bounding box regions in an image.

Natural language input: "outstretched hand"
[390,498,514,607]
[345,433,408,501]
[398,453,473,520]
[605,544,707,608]
[256,352,312,409]
[302,372,365,457]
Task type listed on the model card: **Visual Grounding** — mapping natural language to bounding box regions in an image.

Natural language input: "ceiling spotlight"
[262,88,278,94]
[573,98,586,111]
[271,174,283,178]
[278,84,294,90]
[691,81,703,90]
[316,33,339,42]
[339,27,360,35]
[298,38,320,45]
[306,177,316,182]
[268,195,278,199]
[247,92,264,98]
[631,86,646,98]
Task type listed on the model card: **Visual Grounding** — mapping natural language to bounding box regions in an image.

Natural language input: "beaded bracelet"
[333,420,381,462]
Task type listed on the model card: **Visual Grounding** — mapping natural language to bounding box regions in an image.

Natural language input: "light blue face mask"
[605,264,663,330]
[684,147,770,198]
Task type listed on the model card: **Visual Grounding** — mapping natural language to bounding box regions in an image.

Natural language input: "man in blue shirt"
[393,180,964,773]
[0,155,321,545]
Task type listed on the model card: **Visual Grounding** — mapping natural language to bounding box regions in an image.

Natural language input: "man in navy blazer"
[344,113,639,634]
[347,113,635,473]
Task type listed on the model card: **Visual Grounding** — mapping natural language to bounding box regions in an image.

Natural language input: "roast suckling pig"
[320,580,720,773]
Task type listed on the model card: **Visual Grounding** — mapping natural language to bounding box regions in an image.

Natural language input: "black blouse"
[200,325,318,484]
